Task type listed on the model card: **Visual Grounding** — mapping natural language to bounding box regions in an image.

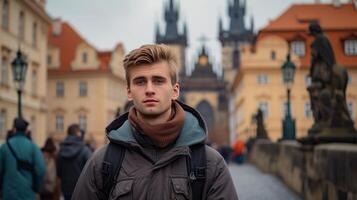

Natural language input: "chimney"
[332,0,341,7]
[52,18,62,36]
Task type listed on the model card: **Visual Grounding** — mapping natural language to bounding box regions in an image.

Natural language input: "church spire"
[156,0,187,46]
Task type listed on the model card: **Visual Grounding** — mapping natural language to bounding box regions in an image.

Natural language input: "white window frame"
[2,0,9,30]
[257,74,268,85]
[19,11,25,40]
[55,114,64,132]
[0,56,8,85]
[32,22,37,48]
[31,69,37,96]
[291,41,305,57]
[79,81,87,97]
[344,40,357,56]
[79,115,87,131]
[304,102,312,118]
[305,75,312,87]
[56,81,64,97]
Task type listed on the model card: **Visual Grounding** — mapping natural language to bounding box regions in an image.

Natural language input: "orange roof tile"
[263,3,357,32]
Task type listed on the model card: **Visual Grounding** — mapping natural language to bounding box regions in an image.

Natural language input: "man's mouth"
[143,99,158,103]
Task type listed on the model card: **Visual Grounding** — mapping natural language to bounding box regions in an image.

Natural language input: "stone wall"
[249,139,357,200]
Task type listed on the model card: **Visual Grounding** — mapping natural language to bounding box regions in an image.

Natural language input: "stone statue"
[255,108,269,139]
[305,22,356,141]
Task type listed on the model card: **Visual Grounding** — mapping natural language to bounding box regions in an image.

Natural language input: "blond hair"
[123,44,178,86]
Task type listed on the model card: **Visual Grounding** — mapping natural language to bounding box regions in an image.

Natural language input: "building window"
[1,56,8,85]
[348,76,353,85]
[290,41,305,57]
[257,74,268,85]
[47,55,52,65]
[56,81,64,97]
[32,22,37,48]
[1,0,9,30]
[31,69,37,96]
[304,102,312,118]
[82,52,88,63]
[305,75,312,87]
[0,109,6,137]
[271,51,276,60]
[55,114,64,132]
[79,115,87,131]
[282,102,294,117]
[344,40,357,56]
[19,11,25,40]
[348,102,354,118]
[79,81,87,97]
[259,102,269,118]
[30,116,36,134]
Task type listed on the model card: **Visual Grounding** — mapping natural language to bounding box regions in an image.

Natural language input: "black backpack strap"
[101,142,125,200]
[187,144,207,200]
[6,141,37,192]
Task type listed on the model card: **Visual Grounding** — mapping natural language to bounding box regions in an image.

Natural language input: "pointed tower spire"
[219,17,223,34]
[155,22,161,41]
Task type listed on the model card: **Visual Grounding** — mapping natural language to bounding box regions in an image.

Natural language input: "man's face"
[127,61,179,118]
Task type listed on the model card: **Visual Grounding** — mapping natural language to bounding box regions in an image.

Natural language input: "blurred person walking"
[56,124,92,200]
[40,137,60,200]
[0,118,45,200]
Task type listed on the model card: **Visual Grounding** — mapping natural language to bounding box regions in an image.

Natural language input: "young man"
[57,124,92,200]
[0,118,45,200]
[72,44,238,199]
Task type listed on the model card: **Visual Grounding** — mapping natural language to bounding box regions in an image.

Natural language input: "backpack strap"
[188,144,207,200]
[6,140,37,192]
[101,142,125,200]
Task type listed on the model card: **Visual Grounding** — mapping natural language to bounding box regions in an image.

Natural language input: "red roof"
[263,3,357,32]
[258,3,357,68]
[48,21,113,73]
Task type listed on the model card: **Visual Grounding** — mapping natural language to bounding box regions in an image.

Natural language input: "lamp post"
[281,53,296,140]
[11,50,28,118]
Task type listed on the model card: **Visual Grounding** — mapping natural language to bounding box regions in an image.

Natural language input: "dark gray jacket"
[57,135,92,195]
[72,103,238,200]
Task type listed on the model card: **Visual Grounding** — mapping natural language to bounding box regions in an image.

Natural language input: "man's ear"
[127,86,133,101]
[172,83,180,100]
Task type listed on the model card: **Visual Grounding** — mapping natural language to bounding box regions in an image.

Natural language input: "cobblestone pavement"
[228,164,302,200]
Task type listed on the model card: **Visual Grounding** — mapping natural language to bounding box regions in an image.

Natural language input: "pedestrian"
[57,124,92,200]
[40,137,60,200]
[0,118,45,200]
[72,44,238,199]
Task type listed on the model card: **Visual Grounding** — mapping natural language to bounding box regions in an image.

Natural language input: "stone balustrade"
[249,139,357,200]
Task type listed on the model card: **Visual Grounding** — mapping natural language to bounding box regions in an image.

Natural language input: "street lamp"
[11,49,28,118]
[281,53,296,140]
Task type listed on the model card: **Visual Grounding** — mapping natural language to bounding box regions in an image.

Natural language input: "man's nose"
[145,81,155,96]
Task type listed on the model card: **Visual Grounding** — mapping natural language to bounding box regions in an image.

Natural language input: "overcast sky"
[46,0,348,73]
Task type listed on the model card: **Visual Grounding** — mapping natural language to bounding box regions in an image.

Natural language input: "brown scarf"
[128,101,185,148]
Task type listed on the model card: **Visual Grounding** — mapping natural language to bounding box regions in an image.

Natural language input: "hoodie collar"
[106,101,207,147]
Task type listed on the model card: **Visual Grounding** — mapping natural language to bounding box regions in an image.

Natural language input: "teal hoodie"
[0,132,45,200]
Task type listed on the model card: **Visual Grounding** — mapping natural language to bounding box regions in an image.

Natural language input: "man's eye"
[153,79,164,84]
[134,80,146,85]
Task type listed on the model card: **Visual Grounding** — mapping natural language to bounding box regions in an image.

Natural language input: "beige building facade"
[47,20,127,148]
[231,3,357,142]
[0,0,51,145]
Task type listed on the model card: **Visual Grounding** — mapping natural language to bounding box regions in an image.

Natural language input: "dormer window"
[344,40,357,56]
[290,41,305,57]
[82,52,88,63]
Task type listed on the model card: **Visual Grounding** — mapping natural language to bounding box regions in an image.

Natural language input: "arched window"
[196,100,214,131]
